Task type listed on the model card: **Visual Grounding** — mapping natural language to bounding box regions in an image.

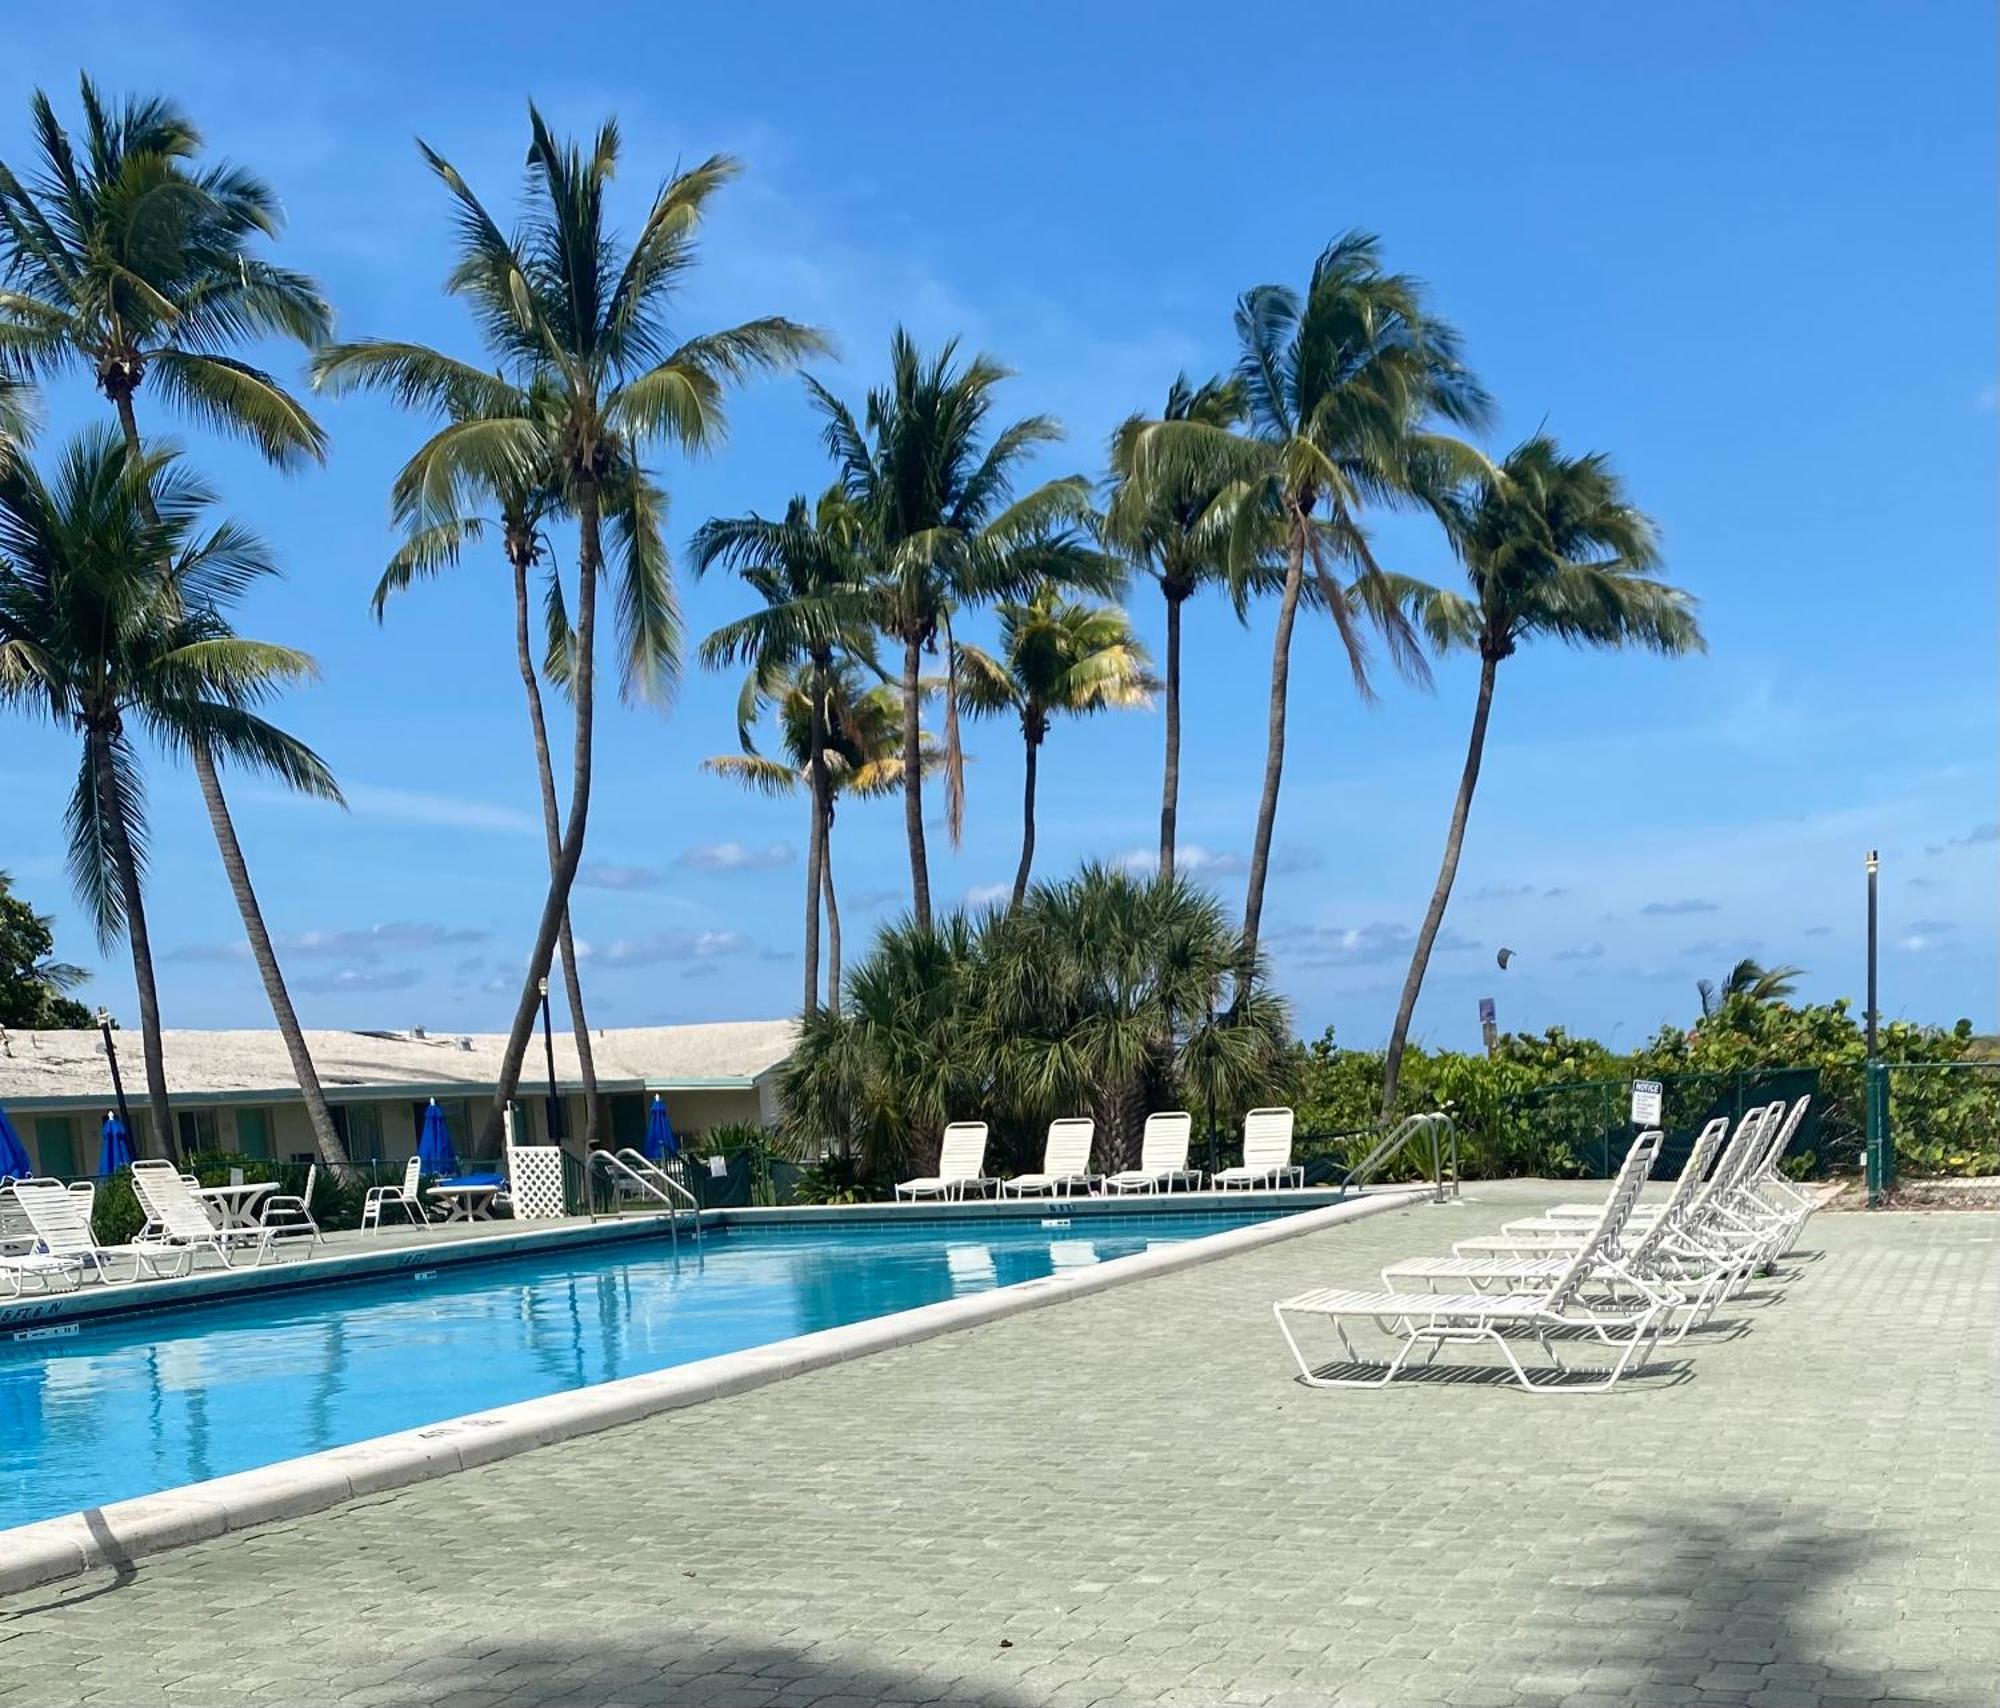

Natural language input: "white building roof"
[0,1019,798,1109]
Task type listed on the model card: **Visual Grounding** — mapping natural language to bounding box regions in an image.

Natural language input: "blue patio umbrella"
[415,1098,458,1178]
[97,1112,134,1177]
[644,1097,679,1163]
[0,1104,31,1179]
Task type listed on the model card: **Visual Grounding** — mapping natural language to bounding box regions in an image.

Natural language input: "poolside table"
[193,1181,277,1230]
[426,1179,504,1223]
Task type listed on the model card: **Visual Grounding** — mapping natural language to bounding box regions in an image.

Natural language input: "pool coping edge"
[0,1187,1426,1594]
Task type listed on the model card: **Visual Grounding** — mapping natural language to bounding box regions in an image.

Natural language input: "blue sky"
[3,2,1994,1050]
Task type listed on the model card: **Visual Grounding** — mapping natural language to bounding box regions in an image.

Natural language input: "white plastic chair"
[999,1118,1099,1198]
[361,1156,429,1230]
[896,1123,995,1201]
[1212,1108,1301,1189]
[1103,1112,1201,1194]
[262,1165,323,1244]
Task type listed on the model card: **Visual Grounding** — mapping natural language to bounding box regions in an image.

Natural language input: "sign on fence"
[1629,1079,1664,1126]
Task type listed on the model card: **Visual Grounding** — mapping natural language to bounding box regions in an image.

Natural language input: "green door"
[33,1116,76,1179]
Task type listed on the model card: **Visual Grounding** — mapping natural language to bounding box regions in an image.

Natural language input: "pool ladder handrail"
[1339,1110,1459,1204]
[590,1147,704,1248]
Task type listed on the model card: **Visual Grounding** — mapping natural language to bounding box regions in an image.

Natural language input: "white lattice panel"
[507,1144,567,1221]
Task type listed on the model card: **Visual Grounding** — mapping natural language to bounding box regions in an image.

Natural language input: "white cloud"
[596,930,750,966]
[294,967,424,995]
[577,862,663,891]
[677,842,796,873]
[1271,922,1478,968]
[965,882,1014,908]
[1640,898,1720,917]
[339,782,538,836]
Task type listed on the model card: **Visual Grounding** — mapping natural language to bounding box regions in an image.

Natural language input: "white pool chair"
[896,1122,996,1201]
[262,1165,323,1244]
[10,1181,185,1287]
[1273,1130,1670,1393]
[1212,1108,1302,1190]
[130,1160,274,1268]
[999,1117,1099,1198]
[1103,1112,1202,1194]
[362,1156,430,1230]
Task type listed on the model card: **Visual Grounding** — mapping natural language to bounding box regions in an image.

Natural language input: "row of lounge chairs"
[894,1108,1305,1201]
[0,1160,284,1297]
[1272,1096,1818,1393]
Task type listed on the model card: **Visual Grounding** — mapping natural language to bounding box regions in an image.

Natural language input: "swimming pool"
[0,1208,1291,1529]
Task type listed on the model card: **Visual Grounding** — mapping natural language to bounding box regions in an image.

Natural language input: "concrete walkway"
[1,1182,1993,1707]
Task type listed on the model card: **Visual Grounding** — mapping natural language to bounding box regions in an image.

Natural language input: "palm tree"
[1126,234,1491,978]
[957,588,1154,908]
[692,488,876,1011]
[1105,374,1267,879]
[806,331,1102,929]
[1698,957,1802,1017]
[368,375,674,1149]
[0,79,350,1163]
[0,431,339,1158]
[1379,437,1700,1112]
[314,109,825,1147]
[702,661,914,1007]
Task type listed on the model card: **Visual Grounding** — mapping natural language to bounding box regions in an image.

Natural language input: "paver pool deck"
[2,1180,1995,1708]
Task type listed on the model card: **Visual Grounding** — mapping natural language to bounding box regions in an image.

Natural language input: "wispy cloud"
[1115,843,1258,879]
[1640,898,1720,916]
[1467,882,1537,902]
[169,920,486,965]
[1553,943,1607,962]
[849,889,903,912]
[294,967,424,995]
[1803,925,1834,938]
[340,782,537,837]
[1270,922,1477,968]
[677,841,795,873]
[577,862,664,891]
[965,882,1013,907]
[596,930,750,966]
[1925,823,1998,855]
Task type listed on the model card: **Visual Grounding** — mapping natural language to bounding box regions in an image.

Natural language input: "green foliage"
[791,1152,880,1205]
[89,1166,141,1245]
[0,868,93,1027]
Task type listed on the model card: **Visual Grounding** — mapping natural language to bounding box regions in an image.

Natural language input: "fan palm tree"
[806,331,1104,929]
[0,431,339,1159]
[702,662,916,1008]
[1379,438,1700,1112]
[368,375,673,1149]
[693,488,876,1011]
[956,588,1154,908]
[1698,957,1802,1017]
[1125,234,1492,978]
[314,109,825,1146]
[1105,373,1270,879]
[0,80,350,1162]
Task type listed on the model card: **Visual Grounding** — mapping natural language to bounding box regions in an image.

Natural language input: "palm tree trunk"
[484,481,600,1153]
[510,545,602,1149]
[89,724,176,1162]
[802,678,829,1012]
[822,807,843,1008]
[188,743,348,1165]
[1239,523,1307,977]
[900,634,931,929]
[1158,591,1182,881]
[110,385,326,1163]
[1381,652,1499,1115]
[1010,730,1039,910]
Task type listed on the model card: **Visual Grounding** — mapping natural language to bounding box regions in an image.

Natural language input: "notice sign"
[1630,1079,1664,1126]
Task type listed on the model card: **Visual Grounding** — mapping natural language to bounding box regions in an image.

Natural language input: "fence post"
[1864,1062,1889,1207]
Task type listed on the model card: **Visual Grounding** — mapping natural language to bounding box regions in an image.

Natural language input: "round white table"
[193,1181,277,1230]
[426,1182,503,1224]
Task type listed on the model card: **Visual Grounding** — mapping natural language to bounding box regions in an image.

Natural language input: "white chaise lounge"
[130,1160,274,1268]
[1000,1118,1099,1198]
[896,1122,996,1201]
[1213,1108,1302,1190]
[1102,1112,1203,1194]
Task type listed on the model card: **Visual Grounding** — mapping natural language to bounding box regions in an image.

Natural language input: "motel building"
[0,1019,798,1176]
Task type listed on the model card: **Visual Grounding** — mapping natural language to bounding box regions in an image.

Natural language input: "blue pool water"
[0,1209,1286,1528]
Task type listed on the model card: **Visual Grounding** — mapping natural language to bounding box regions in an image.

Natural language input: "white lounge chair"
[130,1160,274,1268]
[261,1165,323,1244]
[1000,1118,1099,1198]
[1103,1112,1202,1194]
[1272,1130,1671,1393]
[896,1122,995,1201]
[1212,1108,1302,1190]
[362,1156,429,1230]
[9,1180,185,1287]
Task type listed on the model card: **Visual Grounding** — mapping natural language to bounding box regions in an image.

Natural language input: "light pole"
[1864,850,1885,1204]
[95,1006,136,1150]
[1864,850,1879,1059]
[537,976,565,1147]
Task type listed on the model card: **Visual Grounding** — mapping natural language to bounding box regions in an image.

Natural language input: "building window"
[332,1102,383,1160]
[177,1108,220,1157]
[235,1107,272,1160]
[33,1117,76,1179]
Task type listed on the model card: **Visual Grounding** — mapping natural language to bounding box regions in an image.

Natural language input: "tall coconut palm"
[315,109,825,1147]
[692,488,876,1011]
[0,79,349,1162]
[1127,235,1491,979]
[369,376,674,1149]
[1379,437,1700,1112]
[1105,374,1270,879]
[702,662,916,1008]
[957,588,1154,908]
[806,331,1102,929]
[1698,957,1801,1017]
[0,431,339,1159]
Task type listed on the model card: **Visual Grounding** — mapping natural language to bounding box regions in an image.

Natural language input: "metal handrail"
[1340,1110,1459,1203]
[589,1148,703,1247]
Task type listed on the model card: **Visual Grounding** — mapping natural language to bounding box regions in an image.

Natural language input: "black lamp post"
[537,976,565,1146]
[96,1006,136,1149]
[1864,849,1879,1059]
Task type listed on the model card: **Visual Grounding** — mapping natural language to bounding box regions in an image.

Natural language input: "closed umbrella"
[644,1097,679,1163]
[97,1112,134,1177]
[415,1099,458,1178]
[0,1104,31,1179]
